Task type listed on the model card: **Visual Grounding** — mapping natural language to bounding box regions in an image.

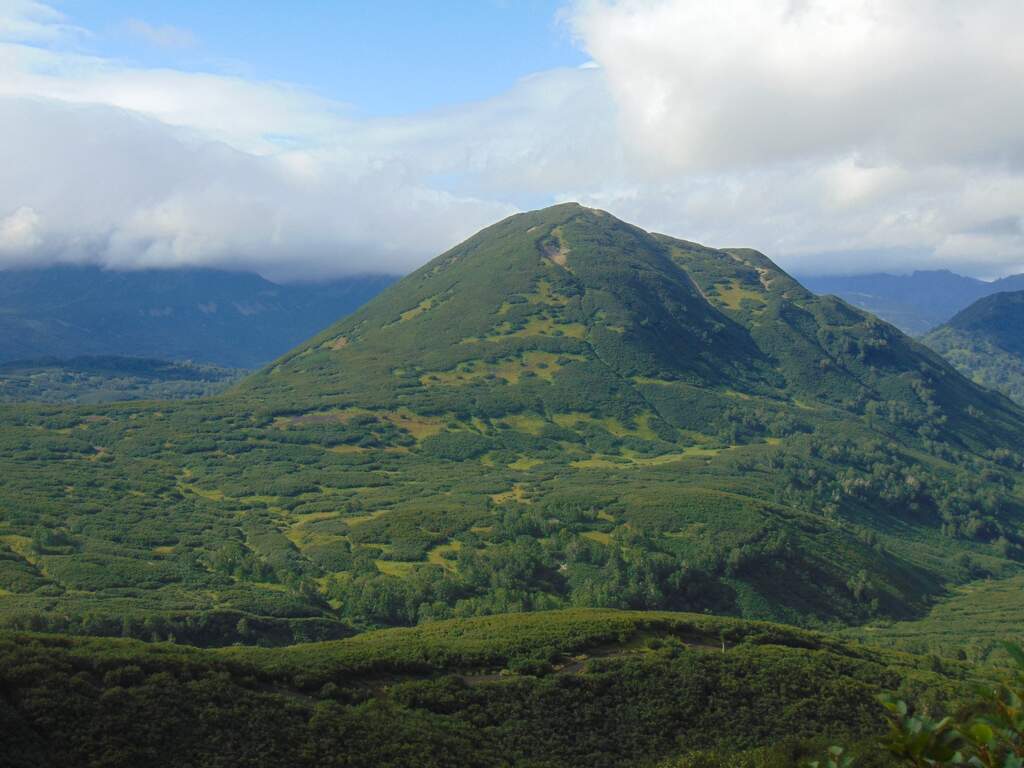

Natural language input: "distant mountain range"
[0,266,397,368]
[800,269,1024,335]
[5,263,1019,374]
[923,290,1024,405]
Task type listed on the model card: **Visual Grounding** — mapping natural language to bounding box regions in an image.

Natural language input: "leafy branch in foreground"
[810,642,1024,768]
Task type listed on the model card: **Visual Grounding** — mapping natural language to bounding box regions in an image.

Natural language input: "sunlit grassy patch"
[491,483,529,505]
[181,483,225,501]
[572,445,726,469]
[509,456,543,471]
[375,560,418,577]
[381,409,446,440]
[711,279,766,311]
[486,315,587,341]
[420,351,582,387]
[384,293,451,327]
[0,535,35,563]
[553,412,659,440]
[526,279,570,307]
[498,414,548,436]
[427,540,462,570]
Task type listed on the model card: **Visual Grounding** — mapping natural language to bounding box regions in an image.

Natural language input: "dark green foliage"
[0,609,983,768]
[818,642,1024,768]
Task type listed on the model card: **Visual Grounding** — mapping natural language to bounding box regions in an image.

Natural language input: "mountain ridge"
[0,265,396,368]
[800,269,1024,335]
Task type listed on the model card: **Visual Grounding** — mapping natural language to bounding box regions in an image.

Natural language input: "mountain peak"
[246,206,1020,452]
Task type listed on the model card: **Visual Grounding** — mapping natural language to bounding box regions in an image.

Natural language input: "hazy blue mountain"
[800,269,1024,335]
[0,266,397,368]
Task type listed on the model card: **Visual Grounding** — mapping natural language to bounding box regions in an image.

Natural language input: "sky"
[1,0,1023,281]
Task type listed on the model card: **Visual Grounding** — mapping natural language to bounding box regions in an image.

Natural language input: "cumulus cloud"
[0,98,516,280]
[1,0,1023,279]
[567,0,1024,276]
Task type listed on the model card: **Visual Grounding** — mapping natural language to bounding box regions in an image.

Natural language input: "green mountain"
[1,203,1023,647]
[923,291,1024,405]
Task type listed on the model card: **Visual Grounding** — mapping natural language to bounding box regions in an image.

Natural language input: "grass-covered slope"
[923,290,1024,405]
[0,609,982,768]
[1,204,1024,643]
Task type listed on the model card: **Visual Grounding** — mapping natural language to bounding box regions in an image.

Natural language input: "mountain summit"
[247,203,1021,448]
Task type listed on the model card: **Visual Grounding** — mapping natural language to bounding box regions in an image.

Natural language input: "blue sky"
[2,1,1023,280]
[55,1,586,115]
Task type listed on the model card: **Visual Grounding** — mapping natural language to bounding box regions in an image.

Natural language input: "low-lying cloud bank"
[1,0,1023,279]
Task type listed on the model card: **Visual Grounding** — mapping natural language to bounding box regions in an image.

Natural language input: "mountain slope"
[0,266,396,367]
[801,270,1024,335]
[923,290,1024,405]
[2,204,1023,644]
[248,203,1023,449]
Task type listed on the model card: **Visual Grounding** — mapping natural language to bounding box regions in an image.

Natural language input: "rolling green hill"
[1,203,1023,647]
[0,609,985,767]
[923,290,1024,405]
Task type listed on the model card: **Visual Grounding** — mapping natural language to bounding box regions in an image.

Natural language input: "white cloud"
[0,98,515,280]
[565,0,1024,275]
[1,1,1023,279]
[0,206,43,257]
[571,0,1024,172]
[0,1,83,44]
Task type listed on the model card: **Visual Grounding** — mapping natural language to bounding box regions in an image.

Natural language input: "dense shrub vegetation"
[0,609,990,768]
